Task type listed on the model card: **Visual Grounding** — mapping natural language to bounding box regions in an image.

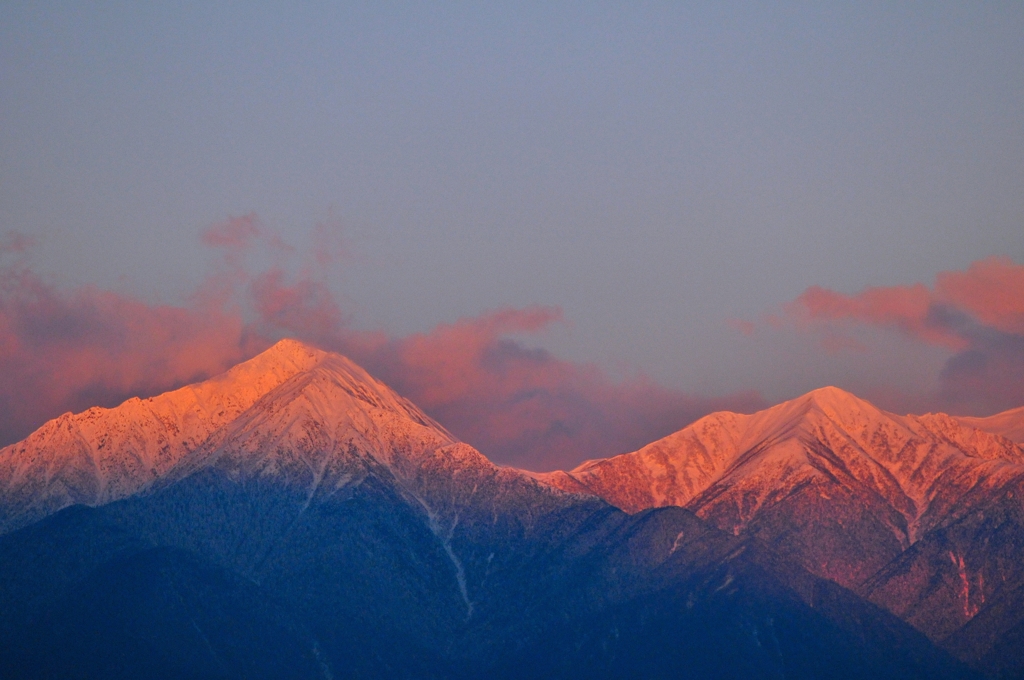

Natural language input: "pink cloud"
[935,257,1024,335]
[763,257,1024,414]
[788,282,964,349]
[346,308,762,470]
[249,268,347,344]
[0,261,264,446]
[0,219,763,470]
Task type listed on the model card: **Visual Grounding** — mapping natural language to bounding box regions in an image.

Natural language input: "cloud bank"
[0,218,760,470]
[350,308,761,470]
[777,256,1024,414]
[8,217,1016,468]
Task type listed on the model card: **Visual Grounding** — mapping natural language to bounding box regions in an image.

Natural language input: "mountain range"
[1,339,1022,678]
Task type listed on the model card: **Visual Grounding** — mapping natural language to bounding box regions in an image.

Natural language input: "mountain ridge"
[541,381,1024,671]
[0,339,501,536]
[545,385,1024,545]
[0,340,1002,678]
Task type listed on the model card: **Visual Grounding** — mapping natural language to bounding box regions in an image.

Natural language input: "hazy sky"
[1,3,1023,467]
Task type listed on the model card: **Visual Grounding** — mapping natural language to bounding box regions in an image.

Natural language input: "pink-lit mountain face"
[0,340,1014,678]
[0,340,329,533]
[959,406,1024,446]
[543,387,1024,662]
[0,339,556,536]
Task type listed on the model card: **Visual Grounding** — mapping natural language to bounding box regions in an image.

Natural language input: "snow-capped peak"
[541,386,1024,587]
[550,386,1024,529]
[0,339,458,533]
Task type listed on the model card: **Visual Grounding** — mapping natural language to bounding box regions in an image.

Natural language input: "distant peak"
[264,337,323,358]
[237,338,327,372]
[807,385,854,397]
[802,385,872,410]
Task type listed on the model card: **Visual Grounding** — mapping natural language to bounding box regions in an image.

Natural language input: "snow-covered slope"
[958,405,1024,444]
[0,339,551,536]
[168,345,459,488]
[4,341,1024,667]
[0,340,328,532]
[544,386,1024,586]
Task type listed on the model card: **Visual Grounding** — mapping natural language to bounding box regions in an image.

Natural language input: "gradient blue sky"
[2,2,1023,409]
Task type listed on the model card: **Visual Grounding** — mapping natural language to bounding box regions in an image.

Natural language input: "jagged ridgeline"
[1,339,1020,678]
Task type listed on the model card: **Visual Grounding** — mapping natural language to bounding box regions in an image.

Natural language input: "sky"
[1,3,1023,470]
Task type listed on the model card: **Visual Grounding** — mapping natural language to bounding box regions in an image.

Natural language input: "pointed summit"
[0,339,458,534]
[168,345,459,492]
[207,338,325,396]
[547,384,1024,588]
[802,385,877,411]
[265,336,321,357]
[250,338,329,372]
